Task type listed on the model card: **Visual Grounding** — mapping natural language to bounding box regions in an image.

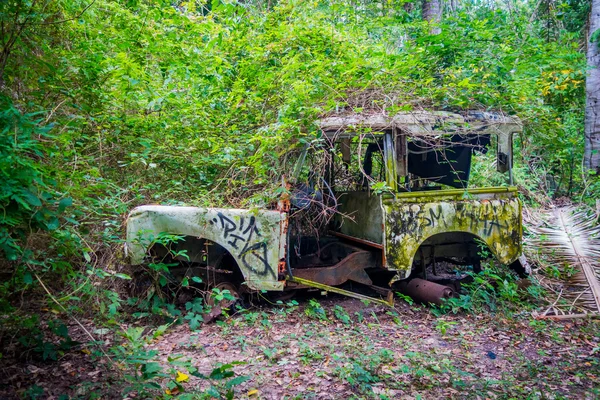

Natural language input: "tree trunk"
[422,0,442,34]
[585,0,600,172]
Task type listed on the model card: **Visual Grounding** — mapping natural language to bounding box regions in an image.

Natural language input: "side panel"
[333,191,384,244]
[126,206,286,291]
[383,192,522,279]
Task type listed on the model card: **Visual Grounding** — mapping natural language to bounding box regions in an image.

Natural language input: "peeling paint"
[126,206,286,291]
[383,188,522,279]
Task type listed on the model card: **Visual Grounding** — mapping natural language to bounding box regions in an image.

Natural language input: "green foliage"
[305,298,327,320]
[298,342,325,365]
[0,0,593,270]
[3,0,592,210]
[0,1,596,393]
[191,362,250,400]
[395,291,415,306]
[0,96,68,260]
[333,304,351,325]
[333,347,395,393]
[16,316,78,361]
[108,325,248,398]
[435,264,542,315]
[434,319,458,335]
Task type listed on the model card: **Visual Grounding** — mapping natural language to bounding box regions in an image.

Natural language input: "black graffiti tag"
[209,213,276,279]
[456,202,509,236]
[397,205,447,238]
[397,202,510,238]
[482,203,509,236]
[425,207,445,228]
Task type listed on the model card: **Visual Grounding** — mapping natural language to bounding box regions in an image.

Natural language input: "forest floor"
[2,294,600,399]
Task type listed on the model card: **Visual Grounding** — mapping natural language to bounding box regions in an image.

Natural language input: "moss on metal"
[126,206,287,291]
[383,188,522,279]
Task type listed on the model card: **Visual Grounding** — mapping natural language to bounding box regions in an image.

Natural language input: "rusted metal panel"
[126,206,287,291]
[383,188,522,280]
[395,129,408,177]
[277,181,291,278]
[341,138,351,166]
[292,251,374,286]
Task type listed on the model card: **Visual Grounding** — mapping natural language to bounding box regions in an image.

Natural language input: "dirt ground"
[2,294,600,400]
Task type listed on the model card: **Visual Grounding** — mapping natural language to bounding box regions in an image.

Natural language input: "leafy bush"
[435,264,543,314]
[0,96,64,263]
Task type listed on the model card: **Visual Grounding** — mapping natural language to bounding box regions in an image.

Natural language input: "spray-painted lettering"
[209,213,275,279]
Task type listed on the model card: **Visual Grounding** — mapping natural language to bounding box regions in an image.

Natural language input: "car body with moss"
[126,111,524,304]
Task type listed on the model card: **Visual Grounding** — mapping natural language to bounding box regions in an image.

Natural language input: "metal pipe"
[396,278,454,305]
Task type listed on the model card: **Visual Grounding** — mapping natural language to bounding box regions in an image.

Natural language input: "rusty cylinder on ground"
[397,278,454,305]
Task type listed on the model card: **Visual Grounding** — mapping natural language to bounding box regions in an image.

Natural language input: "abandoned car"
[125,111,524,306]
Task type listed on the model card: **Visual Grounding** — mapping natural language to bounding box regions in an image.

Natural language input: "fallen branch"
[534,312,600,320]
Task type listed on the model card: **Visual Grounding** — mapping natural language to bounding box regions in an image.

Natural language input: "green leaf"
[141,362,163,379]
[23,272,33,285]
[209,364,235,380]
[225,375,250,388]
[58,197,72,213]
[185,298,204,313]
[21,189,42,207]
[591,29,600,45]
[191,370,209,379]
[153,324,170,339]
[205,386,221,398]
[46,217,59,230]
[185,313,203,330]
[159,275,168,287]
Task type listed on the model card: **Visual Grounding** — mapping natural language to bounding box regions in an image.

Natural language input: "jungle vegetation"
[0,0,599,398]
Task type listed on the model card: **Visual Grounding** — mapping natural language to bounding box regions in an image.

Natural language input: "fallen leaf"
[248,389,259,396]
[176,371,189,383]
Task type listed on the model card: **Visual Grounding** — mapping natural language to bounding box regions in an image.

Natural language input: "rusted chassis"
[126,186,522,294]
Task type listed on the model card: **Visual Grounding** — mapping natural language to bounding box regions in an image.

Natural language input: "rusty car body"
[126,111,524,305]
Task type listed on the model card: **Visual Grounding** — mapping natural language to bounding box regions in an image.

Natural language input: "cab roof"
[318,111,522,138]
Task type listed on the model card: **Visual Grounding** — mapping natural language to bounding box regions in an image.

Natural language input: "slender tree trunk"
[422,0,442,34]
[585,0,600,172]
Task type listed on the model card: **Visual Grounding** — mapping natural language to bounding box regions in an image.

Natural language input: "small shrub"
[333,305,351,325]
[305,299,327,321]
[436,263,537,314]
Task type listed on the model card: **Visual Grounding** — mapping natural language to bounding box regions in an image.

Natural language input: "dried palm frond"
[527,206,600,317]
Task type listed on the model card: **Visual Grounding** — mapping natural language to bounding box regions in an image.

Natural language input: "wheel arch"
[407,229,520,271]
[125,205,286,291]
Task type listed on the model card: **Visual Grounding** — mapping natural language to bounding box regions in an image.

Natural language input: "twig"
[43,98,67,124]
[542,287,563,316]
[535,313,600,320]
